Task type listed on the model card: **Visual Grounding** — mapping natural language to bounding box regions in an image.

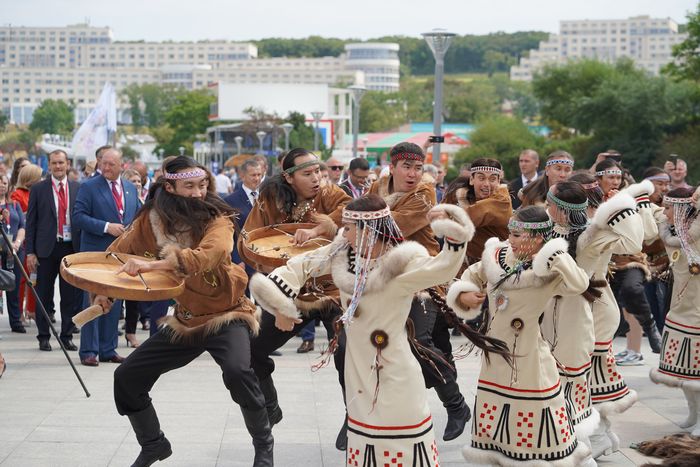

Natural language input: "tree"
[0,112,8,131]
[286,111,321,151]
[359,92,407,133]
[454,116,544,178]
[159,89,215,155]
[664,3,700,82]
[29,99,74,135]
[122,83,185,129]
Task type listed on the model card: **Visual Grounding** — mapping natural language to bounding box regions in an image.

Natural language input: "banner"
[71,82,117,161]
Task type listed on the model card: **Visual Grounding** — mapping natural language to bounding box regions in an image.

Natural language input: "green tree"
[29,99,74,135]
[664,3,700,82]
[159,89,215,155]
[122,83,184,130]
[286,111,322,151]
[0,112,8,131]
[359,91,407,132]
[454,116,544,177]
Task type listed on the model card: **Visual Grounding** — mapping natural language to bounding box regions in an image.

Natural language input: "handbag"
[0,267,15,291]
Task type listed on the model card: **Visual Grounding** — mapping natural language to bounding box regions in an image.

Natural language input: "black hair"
[521,150,574,207]
[667,186,698,223]
[389,142,424,166]
[513,205,551,241]
[9,156,28,192]
[594,157,621,174]
[551,181,589,258]
[465,158,502,204]
[258,147,317,215]
[345,194,403,246]
[641,167,667,179]
[442,176,470,205]
[95,145,113,159]
[569,171,604,208]
[349,157,370,172]
[136,156,237,244]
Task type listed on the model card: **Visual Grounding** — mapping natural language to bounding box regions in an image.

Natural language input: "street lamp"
[217,139,224,168]
[281,122,293,152]
[158,148,165,159]
[234,136,243,156]
[348,85,366,159]
[362,137,369,158]
[310,111,324,152]
[422,28,456,166]
[178,146,185,156]
[256,131,266,155]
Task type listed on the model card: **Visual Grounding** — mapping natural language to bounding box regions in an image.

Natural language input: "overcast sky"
[3,0,697,41]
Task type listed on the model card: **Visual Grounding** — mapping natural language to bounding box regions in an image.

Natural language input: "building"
[0,23,399,124]
[510,15,687,81]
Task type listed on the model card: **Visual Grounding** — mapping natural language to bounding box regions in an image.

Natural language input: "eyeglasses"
[329,166,344,171]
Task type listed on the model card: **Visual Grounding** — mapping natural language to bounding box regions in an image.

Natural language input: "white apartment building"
[0,23,399,124]
[510,16,687,81]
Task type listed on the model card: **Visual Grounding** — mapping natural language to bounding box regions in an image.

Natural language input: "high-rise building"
[0,23,399,124]
[510,15,687,81]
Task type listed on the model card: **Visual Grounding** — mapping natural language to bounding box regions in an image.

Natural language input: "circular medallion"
[494,293,509,312]
[672,250,681,263]
[690,263,700,276]
[370,330,389,349]
[510,318,524,332]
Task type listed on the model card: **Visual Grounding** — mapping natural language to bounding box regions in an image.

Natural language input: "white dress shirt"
[51,175,71,236]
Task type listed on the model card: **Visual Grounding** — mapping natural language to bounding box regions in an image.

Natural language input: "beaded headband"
[470,165,501,175]
[547,189,588,211]
[581,181,600,190]
[646,174,671,182]
[546,158,574,167]
[284,158,321,175]
[390,152,425,163]
[342,206,391,222]
[663,195,694,206]
[595,169,622,176]
[163,168,207,180]
[508,218,553,231]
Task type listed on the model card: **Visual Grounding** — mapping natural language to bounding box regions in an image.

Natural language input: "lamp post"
[348,85,366,159]
[178,146,185,156]
[362,137,369,158]
[422,28,455,166]
[281,122,293,152]
[234,136,243,156]
[216,139,224,168]
[256,131,266,155]
[158,148,164,159]
[311,111,324,152]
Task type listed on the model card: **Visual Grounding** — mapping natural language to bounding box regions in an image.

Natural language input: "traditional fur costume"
[448,237,591,466]
[251,205,474,467]
[108,209,258,340]
[650,195,700,435]
[464,185,513,263]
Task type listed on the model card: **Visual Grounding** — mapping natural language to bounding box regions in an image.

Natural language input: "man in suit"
[26,149,82,352]
[339,157,370,199]
[73,148,140,366]
[507,149,540,209]
[224,159,262,287]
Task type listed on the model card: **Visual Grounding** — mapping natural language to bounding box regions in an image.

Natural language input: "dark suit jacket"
[72,175,140,252]
[26,177,81,257]
[508,172,542,209]
[224,187,254,268]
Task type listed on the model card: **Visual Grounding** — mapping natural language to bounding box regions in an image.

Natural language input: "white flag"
[71,82,117,161]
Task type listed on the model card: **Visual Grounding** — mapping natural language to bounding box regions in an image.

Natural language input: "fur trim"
[430,204,475,243]
[480,239,549,289]
[591,193,637,229]
[650,367,700,392]
[624,179,654,199]
[533,237,569,277]
[574,408,600,440]
[365,241,428,294]
[149,209,194,249]
[249,273,299,319]
[611,258,652,281]
[160,309,260,343]
[462,440,591,467]
[160,243,188,277]
[446,280,483,321]
[594,389,638,417]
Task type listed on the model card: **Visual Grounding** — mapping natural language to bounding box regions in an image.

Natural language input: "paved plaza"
[0,312,684,466]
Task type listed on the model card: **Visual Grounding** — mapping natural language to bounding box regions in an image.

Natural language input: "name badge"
[62,225,72,241]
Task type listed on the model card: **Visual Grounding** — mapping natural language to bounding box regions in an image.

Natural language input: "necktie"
[111,181,124,221]
[525,178,531,186]
[57,181,67,236]
[250,191,257,205]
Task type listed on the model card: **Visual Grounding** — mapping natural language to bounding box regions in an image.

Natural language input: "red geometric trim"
[559,361,592,372]
[347,415,432,431]
[591,387,629,401]
[666,318,700,331]
[478,379,560,393]
[657,368,700,380]
[594,340,613,346]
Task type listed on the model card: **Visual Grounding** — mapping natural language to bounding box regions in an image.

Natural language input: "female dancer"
[251,195,504,466]
[519,151,574,207]
[104,156,273,466]
[649,187,700,436]
[448,206,594,465]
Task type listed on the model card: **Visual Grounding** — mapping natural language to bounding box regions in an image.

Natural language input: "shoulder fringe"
[446,280,483,321]
[430,204,475,243]
[593,389,638,417]
[249,273,299,319]
[650,367,700,392]
[533,237,569,277]
[462,440,591,467]
[591,193,637,229]
[623,179,654,199]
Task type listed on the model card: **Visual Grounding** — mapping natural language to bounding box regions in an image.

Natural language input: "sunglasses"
[329,166,344,171]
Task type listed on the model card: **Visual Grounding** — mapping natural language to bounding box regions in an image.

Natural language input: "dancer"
[519,151,574,207]
[240,148,351,440]
[100,156,273,467]
[649,186,700,436]
[448,206,592,465]
[250,196,497,466]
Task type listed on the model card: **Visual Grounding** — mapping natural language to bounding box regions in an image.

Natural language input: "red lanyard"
[110,181,124,221]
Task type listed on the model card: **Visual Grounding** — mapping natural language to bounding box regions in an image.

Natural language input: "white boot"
[679,387,698,428]
[603,416,620,453]
[589,419,612,459]
[689,389,700,436]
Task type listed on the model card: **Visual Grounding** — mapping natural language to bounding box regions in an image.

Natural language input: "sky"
[2,0,697,41]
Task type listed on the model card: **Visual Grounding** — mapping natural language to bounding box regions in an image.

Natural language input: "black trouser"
[114,322,265,415]
[408,296,457,388]
[35,241,81,342]
[611,268,655,328]
[251,303,345,388]
[124,300,149,334]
